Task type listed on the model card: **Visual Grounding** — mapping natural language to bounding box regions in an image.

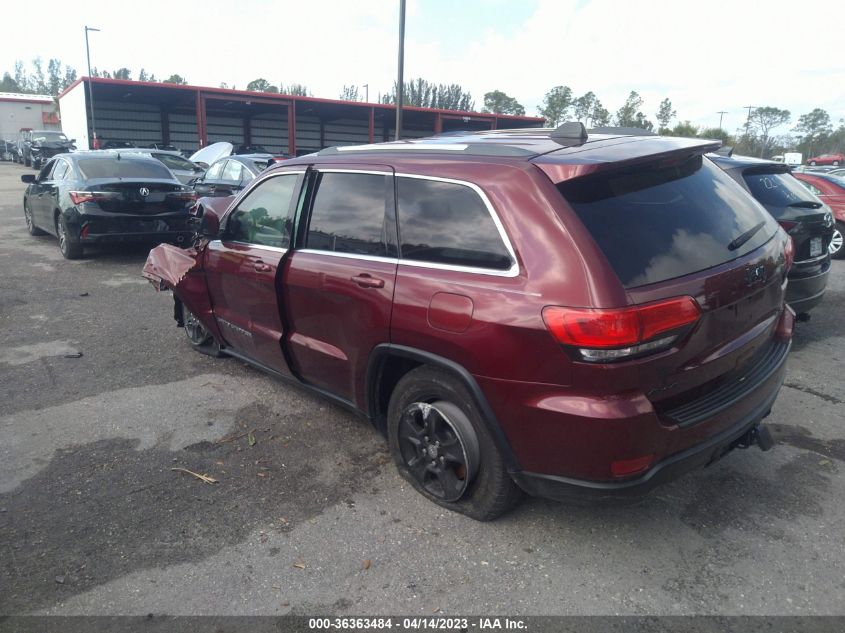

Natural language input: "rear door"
[204,168,304,373]
[282,166,398,407]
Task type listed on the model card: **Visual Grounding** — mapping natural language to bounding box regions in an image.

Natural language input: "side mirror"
[201,211,220,237]
[21,174,35,184]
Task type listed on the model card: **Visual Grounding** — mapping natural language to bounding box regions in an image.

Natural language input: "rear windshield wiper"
[786,200,822,209]
[728,221,766,251]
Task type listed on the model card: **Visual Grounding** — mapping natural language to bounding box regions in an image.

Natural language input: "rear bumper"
[511,369,784,500]
[786,263,830,313]
[68,211,192,244]
[481,333,791,501]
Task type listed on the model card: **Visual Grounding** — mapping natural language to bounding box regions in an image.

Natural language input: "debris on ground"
[171,467,218,484]
[63,352,83,359]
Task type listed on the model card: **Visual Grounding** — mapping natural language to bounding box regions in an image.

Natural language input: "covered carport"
[58,78,543,155]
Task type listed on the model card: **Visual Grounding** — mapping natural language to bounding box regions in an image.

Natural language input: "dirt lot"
[1,160,844,616]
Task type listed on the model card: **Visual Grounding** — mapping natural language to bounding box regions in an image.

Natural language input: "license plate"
[810,237,822,257]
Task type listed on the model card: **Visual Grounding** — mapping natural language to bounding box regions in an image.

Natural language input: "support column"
[195,91,207,148]
[243,115,251,146]
[319,117,325,149]
[160,107,170,144]
[287,102,296,157]
[434,113,443,134]
[368,107,375,143]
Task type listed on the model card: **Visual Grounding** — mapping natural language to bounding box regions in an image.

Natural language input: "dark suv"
[711,154,834,316]
[144,125,795,520]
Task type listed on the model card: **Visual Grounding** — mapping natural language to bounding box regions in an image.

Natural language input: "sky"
[2,0,845,136]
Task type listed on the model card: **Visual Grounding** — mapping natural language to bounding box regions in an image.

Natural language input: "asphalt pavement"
[0,160,843,616]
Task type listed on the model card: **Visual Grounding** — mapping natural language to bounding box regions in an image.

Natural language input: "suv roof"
[311,124,720,172]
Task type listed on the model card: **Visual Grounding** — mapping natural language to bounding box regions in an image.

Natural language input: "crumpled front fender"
[142,243,222,339]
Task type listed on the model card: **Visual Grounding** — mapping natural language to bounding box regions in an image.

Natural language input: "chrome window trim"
[297,249,398,264]
[215,240,289,255]
[394,172,520,278]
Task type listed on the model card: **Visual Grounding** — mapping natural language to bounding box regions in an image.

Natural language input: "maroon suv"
[144,124,795,520]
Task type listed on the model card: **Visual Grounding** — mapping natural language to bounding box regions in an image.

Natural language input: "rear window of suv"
[557,155,777,288]
[743,171,819,208]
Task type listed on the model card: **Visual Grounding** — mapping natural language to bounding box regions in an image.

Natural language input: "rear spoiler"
[532,136,722,184]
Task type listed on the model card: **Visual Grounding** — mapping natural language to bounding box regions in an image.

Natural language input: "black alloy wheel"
[56,214,82,259]
[397,400,480,502]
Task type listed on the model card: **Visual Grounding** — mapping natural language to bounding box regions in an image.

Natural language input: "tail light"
[542,296,701,362]
[167,190,198,202]
[783,234,795,273]
[778,220,797,233]
[69,191,120,205]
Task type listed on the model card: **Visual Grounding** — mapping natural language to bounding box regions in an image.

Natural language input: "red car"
[806,153,845,166]
[793,171,845,258]
[144,125,794,520]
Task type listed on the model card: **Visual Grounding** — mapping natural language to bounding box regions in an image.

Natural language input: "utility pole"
[744,105,756,134]
[717,111,727,130]
[84,26,100,149]
[395,0,406,141]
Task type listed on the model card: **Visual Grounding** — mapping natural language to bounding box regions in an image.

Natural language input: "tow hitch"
[735,424,775,452]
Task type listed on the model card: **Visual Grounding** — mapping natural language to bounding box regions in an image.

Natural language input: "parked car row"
[138,124,800,520]
[10,129,76,169]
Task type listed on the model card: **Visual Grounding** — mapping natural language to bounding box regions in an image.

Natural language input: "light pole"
[395,0,405,141]
[363,84,369,103]
[717,110,727,131]
[84,26,100,149]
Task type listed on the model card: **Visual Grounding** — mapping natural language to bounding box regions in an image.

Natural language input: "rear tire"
[830,222,844,259]
[56,214,83,259]
[24,200,46,236]
[387,366,523,521]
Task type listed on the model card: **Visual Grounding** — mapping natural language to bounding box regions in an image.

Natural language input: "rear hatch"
[538,146,788,423]
[741,168,833,262]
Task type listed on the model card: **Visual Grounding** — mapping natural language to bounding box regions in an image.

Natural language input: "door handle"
[351,274,385,288]
[253,261,272,272]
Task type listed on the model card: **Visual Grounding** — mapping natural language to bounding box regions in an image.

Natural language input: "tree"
[669,120,699,138]
[31,57,48,94]
[0,72,21,92]
[340,85,360,101]
[749,106,790,157]
[699,127,731,144]
[656,98,676,134]
[138,68,149,82]
[572,91,596,126]
[482,90,525,115]
[538,85,573,127]
[279,83,311,96]
[793,108,832,156]
[591,100,611,127]
[163,74,187,85]
[615,91,653,130]
[247,78,277,93]
[380,78,473,111]
[113,68,132,80]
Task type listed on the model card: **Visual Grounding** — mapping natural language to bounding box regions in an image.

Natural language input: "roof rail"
[590,126,657,137]
[549,121,587,146]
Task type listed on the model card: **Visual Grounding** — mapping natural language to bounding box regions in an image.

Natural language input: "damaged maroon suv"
[144,124,795,520]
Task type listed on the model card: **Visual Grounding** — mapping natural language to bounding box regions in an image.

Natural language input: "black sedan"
[711,154,834,317]
[191,154,271,197]
[21,152,197,259]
